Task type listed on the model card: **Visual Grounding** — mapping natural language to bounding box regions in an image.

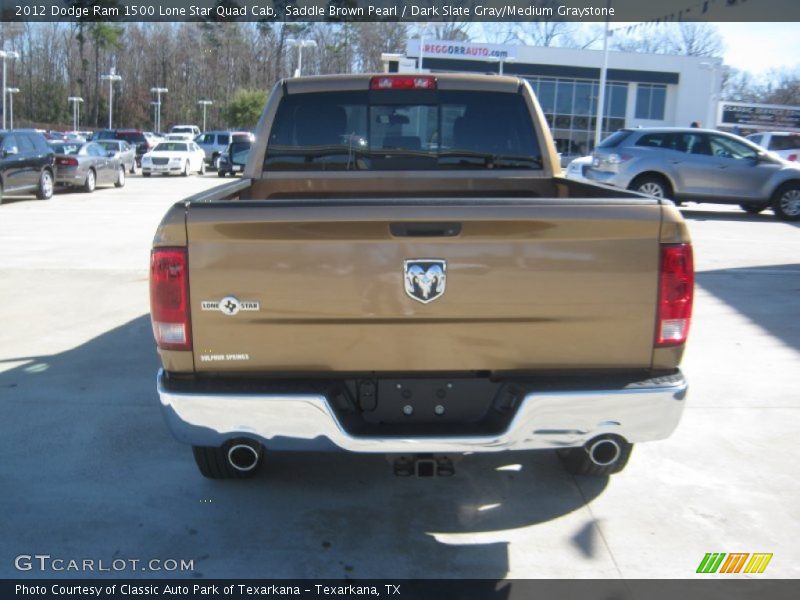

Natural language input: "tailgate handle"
[390,222,462,237]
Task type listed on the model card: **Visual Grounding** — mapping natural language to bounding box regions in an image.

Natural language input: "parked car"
[554,138,587,168]
[141,140,206,176]
[164,133,194,142]
[564,155,592,183]
[196,131,254,167]
[746,131,800,162]
[51,141,126,192]
[43,131,69,142]
[216,139,252,177]
[95,129,156,167]
[0,129,55,204]
[584,127,800,221]
[63,131,87,143]
[96,139,137,174]
[169,125,201,138]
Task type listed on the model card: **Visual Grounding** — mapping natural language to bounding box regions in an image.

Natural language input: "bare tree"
[671,23,725,58]
[611,22,724,58]
[763,68,800,106]
[354,23,408,73]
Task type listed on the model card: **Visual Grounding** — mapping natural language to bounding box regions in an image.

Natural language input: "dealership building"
[383,40,723,157]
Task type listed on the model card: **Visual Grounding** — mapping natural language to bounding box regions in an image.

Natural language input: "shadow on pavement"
[680,206,799,226]
[0,315,608,579]
[697,263,800,352]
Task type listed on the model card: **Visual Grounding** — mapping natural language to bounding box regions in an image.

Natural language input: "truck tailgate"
[186,199,662,373]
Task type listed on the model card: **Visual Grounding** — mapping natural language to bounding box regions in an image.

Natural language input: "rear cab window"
[265,87,542,171]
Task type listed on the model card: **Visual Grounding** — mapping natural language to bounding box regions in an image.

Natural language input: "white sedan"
[564,155,592,182]
[141,141,206,177]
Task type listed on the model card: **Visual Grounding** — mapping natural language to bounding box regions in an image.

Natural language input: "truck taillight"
[370,76,437,90]
[150,248,191,351]
[656,244,694,347]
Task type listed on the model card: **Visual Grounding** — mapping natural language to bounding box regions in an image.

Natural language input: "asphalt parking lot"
[1,175,798,579]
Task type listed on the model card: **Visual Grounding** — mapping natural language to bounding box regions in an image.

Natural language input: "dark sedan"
[50,142,126,192]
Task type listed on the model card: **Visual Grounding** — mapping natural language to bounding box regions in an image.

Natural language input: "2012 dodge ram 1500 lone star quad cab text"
[150,74,693,479]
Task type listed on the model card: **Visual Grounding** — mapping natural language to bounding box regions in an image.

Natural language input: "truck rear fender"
[653,202,693,370]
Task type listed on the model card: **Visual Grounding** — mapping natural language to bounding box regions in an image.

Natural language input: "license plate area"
[358,378,502,425]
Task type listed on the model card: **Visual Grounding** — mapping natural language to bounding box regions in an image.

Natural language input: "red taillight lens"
[56,157,78,166]
[370,76,437,90]
[150,248,191,351]
[656,244,694,347]
[788,154,797,161]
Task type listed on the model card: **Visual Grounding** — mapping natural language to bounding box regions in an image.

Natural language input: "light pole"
[100,67,122,129]
[6,87,19,129]
[150,87,168,133]
[1,50,20,130]
[68,96,83,132]
[150,101,160,132]
[418,23,431,72]
[286,39,317,77]
[593,0,612,150]
[198,100,213,132]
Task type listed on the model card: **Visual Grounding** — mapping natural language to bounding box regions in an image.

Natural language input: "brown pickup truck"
[150,74,693,479]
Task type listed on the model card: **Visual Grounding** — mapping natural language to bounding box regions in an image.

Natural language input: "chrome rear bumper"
[157,370,687,453]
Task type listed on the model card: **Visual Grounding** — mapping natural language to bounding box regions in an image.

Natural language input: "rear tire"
[557,436,633,476]
[142,172,151,177]
[36,169,54,200]
[629,174,672,200]
[771,182,800,221]
[217,170,226,178]
[740,203,767,215]
[114,166,126,188]
[199,161,206,175]
[192,441,263,479]
[83,169,96,193]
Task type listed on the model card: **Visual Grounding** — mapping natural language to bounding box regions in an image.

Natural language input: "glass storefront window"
[538,80,555,113]
[556,80,574,114]
[527,76,630,155]
[574,82,592,116]
[635,84,666,120]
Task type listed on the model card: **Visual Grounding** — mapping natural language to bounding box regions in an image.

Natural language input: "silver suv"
[195,131,254,167]
[585,128,800,221]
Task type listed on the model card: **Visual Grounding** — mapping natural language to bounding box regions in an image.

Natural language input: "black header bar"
[4,579,800,600]
[2,0,799,23]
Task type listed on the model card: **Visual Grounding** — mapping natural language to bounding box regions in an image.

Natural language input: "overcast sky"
[715,23,800,75]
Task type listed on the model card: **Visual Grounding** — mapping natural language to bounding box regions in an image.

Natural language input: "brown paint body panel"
[185,197,663,373]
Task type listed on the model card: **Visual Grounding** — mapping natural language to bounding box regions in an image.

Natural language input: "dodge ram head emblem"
[404,260,446,304]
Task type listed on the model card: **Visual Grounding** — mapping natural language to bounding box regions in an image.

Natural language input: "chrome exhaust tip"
[226,442,261,472]
[587,437,622,467]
